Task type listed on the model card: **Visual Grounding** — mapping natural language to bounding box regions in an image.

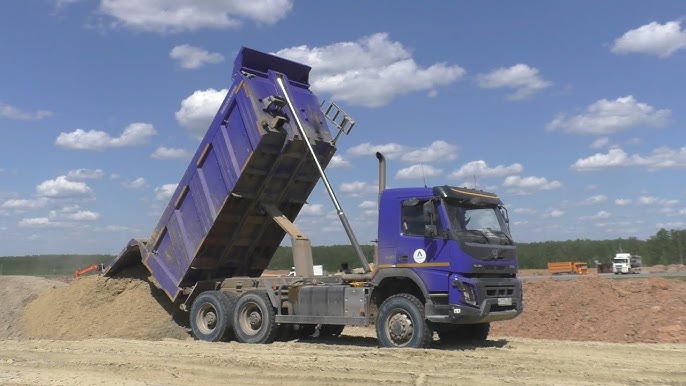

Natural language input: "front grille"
[484,286,515,298]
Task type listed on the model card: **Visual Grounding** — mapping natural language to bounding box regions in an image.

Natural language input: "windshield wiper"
[468,229,490,244]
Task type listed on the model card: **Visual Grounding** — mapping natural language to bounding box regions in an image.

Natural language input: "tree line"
[517,228,686,269]
[2,228,684,276]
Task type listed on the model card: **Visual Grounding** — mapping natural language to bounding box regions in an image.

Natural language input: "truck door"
[397,198,449,269]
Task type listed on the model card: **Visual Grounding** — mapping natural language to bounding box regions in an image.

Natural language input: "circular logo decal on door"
[413,248,427,263]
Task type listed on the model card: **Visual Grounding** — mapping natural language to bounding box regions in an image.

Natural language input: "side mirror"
[500,206,510,224]
[423,200,436,223]
[425,224,438,238]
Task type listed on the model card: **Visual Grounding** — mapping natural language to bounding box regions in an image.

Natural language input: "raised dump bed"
[105,48,336,301]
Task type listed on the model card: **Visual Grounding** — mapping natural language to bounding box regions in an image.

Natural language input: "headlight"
[452,278,477,306]
[461,285,477,306]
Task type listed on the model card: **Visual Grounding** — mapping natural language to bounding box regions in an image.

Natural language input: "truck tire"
[376,293,432,349]
[233,291,278,344]
[189,291,236,342]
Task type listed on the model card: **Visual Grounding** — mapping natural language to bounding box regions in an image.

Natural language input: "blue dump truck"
[105,47,522,348]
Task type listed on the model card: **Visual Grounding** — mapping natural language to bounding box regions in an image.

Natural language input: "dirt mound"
[0,276,65,339]
[491,276,686,343]
[4,268,686,344]
[19,266,189,341]
[647,264,686,273]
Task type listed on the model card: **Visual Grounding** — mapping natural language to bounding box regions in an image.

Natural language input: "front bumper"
[426,298,522,324]
[426,276,523,324]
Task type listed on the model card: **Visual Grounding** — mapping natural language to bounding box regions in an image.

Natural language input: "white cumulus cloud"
[547,96,670,135]
[347,142,406,159]
[359,200,377,210]
[543,209,565,218]
[400,141,458,163]
[18,217,54,228]
[154,184,177,201]
[67,168,104,180]
[586,210,612,220]
[122,177,147,189]
[571,146,686,171]
[590,137,609,149]
[637,196,678,206]
[1,198,49,210]
[300,203,324,216]
[176,88,227,139]
[347,141,458,164]
[275,33,466,107]
[395,164,442,179]
[340,181,376,197]
[476,64,552,100]
[151,146,190,159]
[328,155,351,169]
[99,0,293,33]
[64,210,100,221]
[449,160,523,180]
[0,103,52,120]
[582,195,608,205]
[55,122,157,150]
[503,175,561,195]
[611,20,686,58]
[36,176,92,198]
[170,44,224,69]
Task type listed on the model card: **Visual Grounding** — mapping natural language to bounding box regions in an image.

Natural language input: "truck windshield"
[444,200,512,245]
[613,258,628,264]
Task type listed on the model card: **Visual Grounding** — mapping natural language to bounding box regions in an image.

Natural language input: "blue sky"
[2,1,686,256]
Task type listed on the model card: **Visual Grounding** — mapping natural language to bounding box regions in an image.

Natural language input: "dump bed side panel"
[107,48,335,301]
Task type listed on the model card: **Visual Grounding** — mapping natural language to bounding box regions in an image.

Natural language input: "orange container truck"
[547,261,588,275]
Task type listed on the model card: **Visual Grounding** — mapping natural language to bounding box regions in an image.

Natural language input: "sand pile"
[491,276,686,343]
[18,265,189,341]
[3,267,686,344]
[0,276,65,339]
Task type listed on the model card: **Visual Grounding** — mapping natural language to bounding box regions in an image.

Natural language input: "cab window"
[400,199,442,236]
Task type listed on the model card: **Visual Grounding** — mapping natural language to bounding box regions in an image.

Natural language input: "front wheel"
[233,292,278,344]
[376,294,432,348]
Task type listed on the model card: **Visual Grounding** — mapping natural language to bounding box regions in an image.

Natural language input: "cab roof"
[433,185,503,205]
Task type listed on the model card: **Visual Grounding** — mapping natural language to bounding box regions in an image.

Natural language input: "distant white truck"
[612,253,642,274]
[289,265,323,276]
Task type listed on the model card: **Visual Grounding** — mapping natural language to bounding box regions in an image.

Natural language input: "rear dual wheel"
[190,291,237,342]
[233,292,279,344]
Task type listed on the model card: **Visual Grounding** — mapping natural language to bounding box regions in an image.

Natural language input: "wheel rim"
[385,307,414,347]
[239,301,263,336]
[196,303,218,335]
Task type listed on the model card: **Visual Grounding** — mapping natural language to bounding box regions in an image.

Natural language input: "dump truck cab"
[375,186,522,325]
[612,253,642,274]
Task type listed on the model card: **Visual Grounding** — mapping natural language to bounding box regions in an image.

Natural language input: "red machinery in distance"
[74,263,103,278]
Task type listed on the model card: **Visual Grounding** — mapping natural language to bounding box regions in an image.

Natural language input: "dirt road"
[2,273,686,385]
[1,328,684,386]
